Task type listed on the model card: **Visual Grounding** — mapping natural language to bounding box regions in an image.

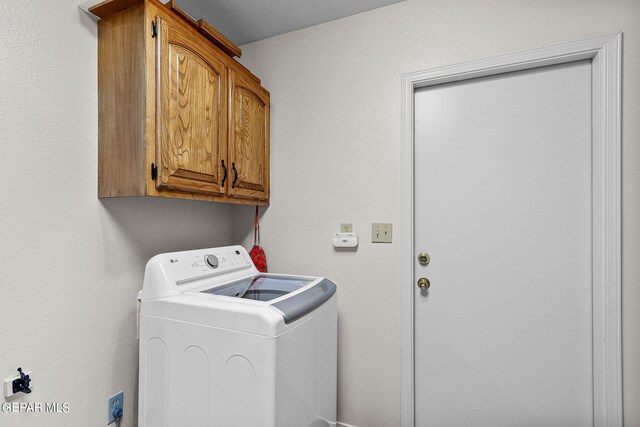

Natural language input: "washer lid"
[200,274,337,324]
[200,275,313,301]
[270,278,336,324]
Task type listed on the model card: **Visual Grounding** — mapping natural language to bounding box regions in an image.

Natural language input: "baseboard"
[337,422,357,427]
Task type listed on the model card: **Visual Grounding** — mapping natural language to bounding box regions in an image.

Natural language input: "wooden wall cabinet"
[228,70,270,200]
[94,0,270,205]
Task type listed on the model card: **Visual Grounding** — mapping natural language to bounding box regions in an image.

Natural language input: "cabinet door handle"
[221,160,228,186]
[232,162,238,188]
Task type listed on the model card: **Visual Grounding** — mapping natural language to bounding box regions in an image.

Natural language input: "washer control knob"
[205,254,219,269]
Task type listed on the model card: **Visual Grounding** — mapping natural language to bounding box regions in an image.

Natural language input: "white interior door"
[414,60,593,426]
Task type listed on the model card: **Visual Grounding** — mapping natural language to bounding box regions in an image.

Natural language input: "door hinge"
[151,21,157,38]
[151,163,158,180]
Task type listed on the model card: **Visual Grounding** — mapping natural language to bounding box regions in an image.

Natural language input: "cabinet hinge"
[151,163,158,180]
[151,21,157,38]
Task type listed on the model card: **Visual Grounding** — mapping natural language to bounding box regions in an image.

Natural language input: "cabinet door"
[228,70,270,201]
[156,17,227,195]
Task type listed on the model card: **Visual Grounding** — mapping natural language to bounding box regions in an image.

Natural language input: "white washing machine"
[138,245,337,427]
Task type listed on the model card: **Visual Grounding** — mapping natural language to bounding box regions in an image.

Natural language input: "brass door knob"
[417,252,430,266]
[417,277,430,289]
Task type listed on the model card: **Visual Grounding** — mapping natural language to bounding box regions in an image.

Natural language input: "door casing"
[400,33,622,427]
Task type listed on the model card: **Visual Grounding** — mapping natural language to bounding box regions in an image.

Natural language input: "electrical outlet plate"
[341,223,353,233]
[3,370,32,397]
[107,391,124,424]
[372,223,392,243]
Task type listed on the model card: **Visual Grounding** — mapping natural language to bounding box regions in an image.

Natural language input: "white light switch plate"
[372,223,392,243]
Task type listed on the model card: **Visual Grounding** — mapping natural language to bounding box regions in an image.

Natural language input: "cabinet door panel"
[156,17,226,195]
[228,70,270,200]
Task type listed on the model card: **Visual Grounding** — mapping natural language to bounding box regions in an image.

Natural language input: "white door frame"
[401,33,622,427]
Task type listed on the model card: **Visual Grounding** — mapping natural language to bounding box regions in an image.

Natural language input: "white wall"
[2,1,639,426]
[234,0,640,425]
[0,2,239,426]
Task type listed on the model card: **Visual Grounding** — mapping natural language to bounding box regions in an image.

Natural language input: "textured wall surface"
[233,0,640,425]
[1,1,639,426]
[0,2,239,425]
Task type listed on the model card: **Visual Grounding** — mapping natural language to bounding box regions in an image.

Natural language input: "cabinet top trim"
[166,0,242,58]
[90,0,243,59]
[89,0,143,18]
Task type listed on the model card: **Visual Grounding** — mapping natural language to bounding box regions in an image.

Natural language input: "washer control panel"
[143,246,256,300]
[158,246,254,286]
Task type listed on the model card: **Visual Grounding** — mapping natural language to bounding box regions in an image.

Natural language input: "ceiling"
[177,0,406,46]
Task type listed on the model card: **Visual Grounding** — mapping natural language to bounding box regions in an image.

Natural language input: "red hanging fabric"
[249,206,267,272]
